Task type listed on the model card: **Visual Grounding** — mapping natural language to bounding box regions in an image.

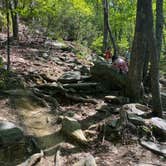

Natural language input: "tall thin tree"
[9,0,19,40]
[156,0,164,59]
[5,0,10,71]
[102,0,117,55]
[148,0,163,117]
[127,0,147,100]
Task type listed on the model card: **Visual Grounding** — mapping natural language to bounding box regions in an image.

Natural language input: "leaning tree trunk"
[156,0,164,59]
[127,0,147,101]
[102,0,117,56]
[147,0,163,117]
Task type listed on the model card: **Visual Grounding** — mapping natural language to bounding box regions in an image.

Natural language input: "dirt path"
[0,38,166,166]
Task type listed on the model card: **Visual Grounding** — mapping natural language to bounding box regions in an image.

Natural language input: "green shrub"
[91,36,103,55]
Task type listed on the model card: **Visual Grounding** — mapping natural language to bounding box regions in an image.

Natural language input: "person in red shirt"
[104,47,112,62]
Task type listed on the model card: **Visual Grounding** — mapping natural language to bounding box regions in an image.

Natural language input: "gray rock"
[45,40,67,49]
[80,66,90,75]
[58,71,81,83]
[105,96,130,104]
[150,117,166,140]
[122,103,151,117]
[90,61,127,90]
[0,121,23,145]
[140,140,166,157]
[42,52,49,59]
[73,155,97,166]
[128,114,145,126]
[61,116,87,143]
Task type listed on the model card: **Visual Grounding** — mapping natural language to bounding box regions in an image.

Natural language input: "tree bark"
[9,0,19,40]
[127,0,147,100]
[102,0,117,55]
[5,0,10,71]
[103,0,108,51]
[147,0,163,117]
[156,0,164,58]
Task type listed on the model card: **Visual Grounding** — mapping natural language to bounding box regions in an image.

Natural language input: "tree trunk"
[147,0,163,117]
[107,22,117,56]
[102,0,117,56]
[127,0,147,100]
[143,46,150,81]
[9,0,19,40]
[156,0,164,58]
[103,0,108,51]
[5,0,10,71]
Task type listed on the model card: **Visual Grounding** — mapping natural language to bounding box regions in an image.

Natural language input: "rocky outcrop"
[61,116,88,144]
[90,60,127,90]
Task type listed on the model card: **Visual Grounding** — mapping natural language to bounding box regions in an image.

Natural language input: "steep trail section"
[11,92,63,150]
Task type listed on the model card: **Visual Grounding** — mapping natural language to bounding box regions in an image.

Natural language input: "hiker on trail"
[104,47,112,62]
[112,56,128,74]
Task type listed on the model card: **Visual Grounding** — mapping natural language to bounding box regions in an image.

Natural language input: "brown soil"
[0,32,165,166]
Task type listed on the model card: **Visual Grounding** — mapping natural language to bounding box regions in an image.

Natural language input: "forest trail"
[0,33,166,166]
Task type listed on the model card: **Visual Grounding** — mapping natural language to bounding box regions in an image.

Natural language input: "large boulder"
[90,60,127,90]
[140,140,166,157]
[58,71,81,83]
[0,121,23,145]
[61,116,87,143]
[147,117,166,141]
[120,104,151,126]
[122,103,151,117]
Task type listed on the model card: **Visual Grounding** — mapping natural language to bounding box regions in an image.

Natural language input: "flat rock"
[44,40,67,49]
[73,154,97,166]
[62,116,87,143]
[140,140,166,157]
[0,121,23,145]
[122,103,151,117]
[58,71,81,83]
[105,95,129,104]
[128,114,145,126]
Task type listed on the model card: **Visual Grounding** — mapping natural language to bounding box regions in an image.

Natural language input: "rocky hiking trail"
[0,34,166,166]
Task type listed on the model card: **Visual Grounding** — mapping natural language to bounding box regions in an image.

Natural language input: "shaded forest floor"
[0,29,166,166]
